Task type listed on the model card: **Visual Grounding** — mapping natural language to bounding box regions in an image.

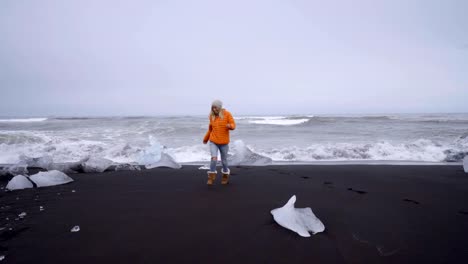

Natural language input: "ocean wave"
[235,116,311,126]
[236,116,288,120]
[259,139,467,162]
[0,118,48,122]
[53,117,94,121]
[1,135,466,166]
[0,133,48,145]
[249,118,309,126]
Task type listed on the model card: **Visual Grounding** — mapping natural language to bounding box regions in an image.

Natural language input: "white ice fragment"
[463,156,468,173]
[6,175,33,190]
[19,212,26,218]
[82,157,113,173]
[29,170,73,187]
[71,226,80,232]
[40,206,44,211]
[270,195,325,237]
[198,165,210,170]
[229,140,272,166]
[139,136,162,164]
[145,153,182,169]
[72,190,76,193]
[0,255,4,261]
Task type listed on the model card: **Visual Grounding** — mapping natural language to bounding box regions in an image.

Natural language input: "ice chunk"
[82,157,113,173]
[0,255,4,261]
[1,164,28,177]
[139,136,163,164]
[464,156,468,173]
[40,206,44,211]
[198,165,210,170]
[145,153,182,169]
[19,155,53,170]
[229,140,272,166]
[114,163,141,171]
[6,175,33,190]
[29,170,73,187]
[19,212,26,218]
[270,195,325,237]
[71,225,80,232]
[48,161,84,173]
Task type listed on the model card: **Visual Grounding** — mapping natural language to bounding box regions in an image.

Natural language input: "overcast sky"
[1,0,467,116]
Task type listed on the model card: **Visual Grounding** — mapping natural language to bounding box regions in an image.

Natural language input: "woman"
[203,99,236,185]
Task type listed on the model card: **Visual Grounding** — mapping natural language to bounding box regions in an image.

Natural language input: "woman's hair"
[209,108,224,121]
[209,99,224,121]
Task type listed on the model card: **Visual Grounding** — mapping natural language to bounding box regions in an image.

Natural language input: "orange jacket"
[203,109,236,145]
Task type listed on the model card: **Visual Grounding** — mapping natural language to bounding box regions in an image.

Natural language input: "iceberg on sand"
[229,140,272,166]
[140,136,181,169]
[270,195,325,237]
[464,156,468,173]
[29,170,74,187]
[145,153,181,169]
[6,175,34,190]
[82,157,113,173]
[15,155,87,173]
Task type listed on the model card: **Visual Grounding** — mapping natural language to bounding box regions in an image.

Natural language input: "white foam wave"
[0,118,48,122]
[237,116,310,125]
[249,119,309,126]
[0,131,465,166]
[236,116,287,120]
[260,139,453,162]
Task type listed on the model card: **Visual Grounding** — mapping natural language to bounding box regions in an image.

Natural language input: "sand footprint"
[347,187,367,194]
[377,245,400,257]
[403,198,420,205]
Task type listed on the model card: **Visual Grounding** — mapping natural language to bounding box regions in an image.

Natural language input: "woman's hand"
[203,140,208,144]
[226,124,232,129]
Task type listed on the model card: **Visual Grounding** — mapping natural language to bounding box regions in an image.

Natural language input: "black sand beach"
[1,165,468,263]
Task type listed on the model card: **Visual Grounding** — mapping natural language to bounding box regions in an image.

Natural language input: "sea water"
[0,113,467,166]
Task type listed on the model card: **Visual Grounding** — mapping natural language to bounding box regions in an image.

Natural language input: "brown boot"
[221,169,230,185]
[207,171,217,185]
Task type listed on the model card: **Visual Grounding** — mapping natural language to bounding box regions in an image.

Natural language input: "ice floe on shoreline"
[271,195,325,237]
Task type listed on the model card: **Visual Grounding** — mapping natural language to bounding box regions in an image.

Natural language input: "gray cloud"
[1,0,467,117]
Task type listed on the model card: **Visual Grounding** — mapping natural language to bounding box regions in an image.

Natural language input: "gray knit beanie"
[211,99,223,109]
